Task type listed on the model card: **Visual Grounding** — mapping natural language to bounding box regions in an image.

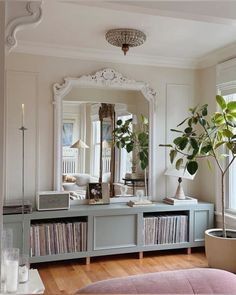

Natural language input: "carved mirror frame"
[53,68,158,197]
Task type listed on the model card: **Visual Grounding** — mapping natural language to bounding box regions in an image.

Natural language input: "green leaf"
[222,129,234,138]
[201,145,212,154]
[139,151,145,161]
[199,117,206,126]
[159,144,173,148]
[116,119,122,126]
[138,132,148,143]
[228,110,236,118]
[141,159,148,170]
[216,95,226,110]
[187,161,198,175]
[226,142,233,150]
[170,129,183,133]
[189,106,198,114]
[212,113,224,125]
[126,143,133,153]
[179,137,189,150]
[184,127,192,134]
[202,105,208,116]
[227,101,236,111]
[187,148,198,160]
[190,138,198,150]
[141,114,148,125]
[188,118,192,127]
[232,143,236,154]
[116,142,121,149]
[214,141,225,149]
[177,117,188,127]
[175,158,183,170]
[227,121,236,128]
[173,137,183,146]
[170,149,177,164]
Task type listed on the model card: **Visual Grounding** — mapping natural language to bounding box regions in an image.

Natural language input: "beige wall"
[5,52,199,204]
[196,66,217,204]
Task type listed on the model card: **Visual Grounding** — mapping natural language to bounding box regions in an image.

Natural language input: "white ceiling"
[14,0,236,69]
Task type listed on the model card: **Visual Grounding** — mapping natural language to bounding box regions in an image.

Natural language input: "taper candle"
[22,104,25,127]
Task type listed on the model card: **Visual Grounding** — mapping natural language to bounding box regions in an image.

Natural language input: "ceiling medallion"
[105,28,146,56]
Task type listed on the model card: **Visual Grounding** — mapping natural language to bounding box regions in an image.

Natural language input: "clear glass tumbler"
[5,248,19,293]
[136,189,144,202]
[19,254,29,283]
[1,229,13,286]
[120,185,128,196]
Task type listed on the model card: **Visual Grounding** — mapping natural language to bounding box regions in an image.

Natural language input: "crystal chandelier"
[105,28,146,55]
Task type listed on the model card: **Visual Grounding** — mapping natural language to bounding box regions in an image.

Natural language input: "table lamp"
[70,139,89,173]
[165,166,195,200]
[71,139,89,149]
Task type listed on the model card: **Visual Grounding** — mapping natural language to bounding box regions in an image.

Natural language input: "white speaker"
[36,191,70,211]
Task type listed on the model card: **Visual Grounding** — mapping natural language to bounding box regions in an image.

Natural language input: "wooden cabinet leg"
[139,251,143,259]
[187,247,191,255]
[86,257,90,265]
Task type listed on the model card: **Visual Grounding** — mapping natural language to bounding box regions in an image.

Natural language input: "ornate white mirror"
[53,68,157,202]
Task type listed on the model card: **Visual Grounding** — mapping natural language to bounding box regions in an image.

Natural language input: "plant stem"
[144,168,148,196]
[201,122,223,173]
[221,173,226,238]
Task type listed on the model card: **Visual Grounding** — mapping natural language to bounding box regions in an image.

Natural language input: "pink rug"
[76,268,236,294]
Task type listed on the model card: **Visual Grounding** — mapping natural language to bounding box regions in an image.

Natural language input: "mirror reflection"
[61,87,149,201]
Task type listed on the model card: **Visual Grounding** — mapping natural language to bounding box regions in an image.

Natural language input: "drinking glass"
[136,190,144,202]
[120,185,128,196]
[5,248,19,293]
[19,254,29,283]
[1,229,13,285]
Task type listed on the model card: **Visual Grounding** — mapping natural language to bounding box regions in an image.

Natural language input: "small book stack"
[127,199,154,207]
[163,196,198,205]
[3,199,32,214]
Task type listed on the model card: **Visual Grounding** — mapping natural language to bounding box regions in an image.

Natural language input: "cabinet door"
[193,209,211,243]
[3,215,30,255]
[93,214,137,250]
[3,219,23,250]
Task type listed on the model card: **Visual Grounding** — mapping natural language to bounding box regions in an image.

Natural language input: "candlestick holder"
[19,125,29,283]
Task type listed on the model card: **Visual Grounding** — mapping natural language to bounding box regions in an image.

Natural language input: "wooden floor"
[34,248,208,294]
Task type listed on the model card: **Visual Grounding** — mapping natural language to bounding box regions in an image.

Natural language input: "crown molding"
[13,40,198,70]
[12,39,236,70]
[196,42,236,69]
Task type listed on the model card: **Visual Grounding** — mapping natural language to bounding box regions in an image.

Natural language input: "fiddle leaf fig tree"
[160,95,236,238]
[113,114,149,171]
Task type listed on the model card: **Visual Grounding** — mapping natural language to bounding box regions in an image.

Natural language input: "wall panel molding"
[5,70,39,204]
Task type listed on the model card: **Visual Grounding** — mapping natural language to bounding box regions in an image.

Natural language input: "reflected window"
[92,121,100,178]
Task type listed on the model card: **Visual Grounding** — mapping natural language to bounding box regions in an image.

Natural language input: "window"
[116,114,133,181]
[91,121,100,178]
[223,93,236,212]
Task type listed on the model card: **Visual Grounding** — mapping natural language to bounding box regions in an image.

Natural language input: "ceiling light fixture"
[105,28,146,56]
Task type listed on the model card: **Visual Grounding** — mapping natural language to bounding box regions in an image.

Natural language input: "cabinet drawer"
[93,214,137,250]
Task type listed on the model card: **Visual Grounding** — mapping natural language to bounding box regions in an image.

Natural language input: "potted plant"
[113,115,149,195]
[160,95,236,272]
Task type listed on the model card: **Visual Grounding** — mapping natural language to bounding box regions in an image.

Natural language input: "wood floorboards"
[34,248,208,294]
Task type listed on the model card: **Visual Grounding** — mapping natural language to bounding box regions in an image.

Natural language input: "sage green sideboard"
[3,202,214,263]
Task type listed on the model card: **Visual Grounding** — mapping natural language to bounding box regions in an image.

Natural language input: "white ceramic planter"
[205,228,236,272]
